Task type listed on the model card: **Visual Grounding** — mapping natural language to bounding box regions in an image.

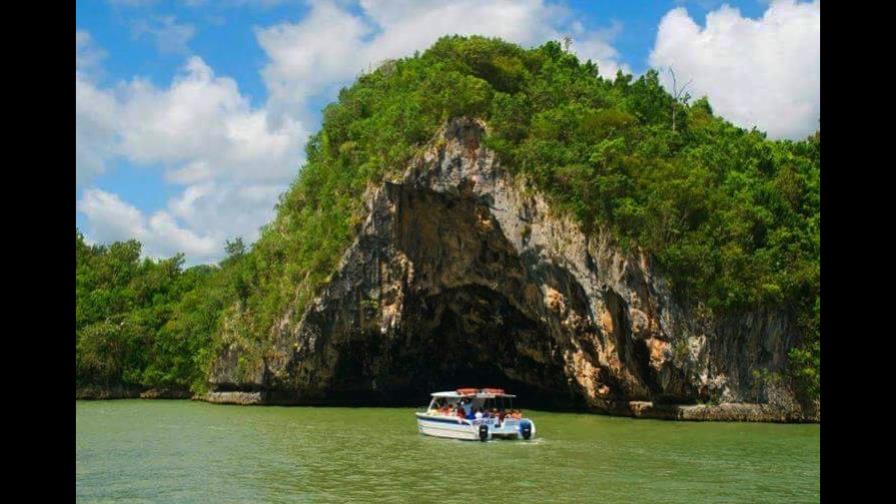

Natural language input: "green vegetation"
[75,36,819,400]
[76,231,245,392]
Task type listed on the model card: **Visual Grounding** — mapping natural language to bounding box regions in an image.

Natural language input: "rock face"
[208,118,818,422]
[76,384,142,400]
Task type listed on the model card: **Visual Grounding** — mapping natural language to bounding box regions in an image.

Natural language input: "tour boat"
[415,388,536,441]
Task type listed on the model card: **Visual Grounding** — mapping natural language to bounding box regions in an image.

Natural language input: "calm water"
[76,400,819,503]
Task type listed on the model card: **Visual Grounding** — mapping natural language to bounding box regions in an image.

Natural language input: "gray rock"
[203,391,265,405]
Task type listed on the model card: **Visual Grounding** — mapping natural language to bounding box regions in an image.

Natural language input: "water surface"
[76,400,819,503]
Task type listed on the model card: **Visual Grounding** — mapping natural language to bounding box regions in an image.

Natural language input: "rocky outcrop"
[203,391,265,405]
[76,385,142,400]
[139,388,193,399]
[76,385,193,400]
[208,118,818,422]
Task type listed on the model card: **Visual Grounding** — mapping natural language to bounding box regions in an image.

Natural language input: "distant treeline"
[75,35,819,400]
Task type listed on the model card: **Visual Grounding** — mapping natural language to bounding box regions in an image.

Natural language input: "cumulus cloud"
[257,0,627,121]
[76,75,120,185]
[77,188,218,260]
[76,52,306,185]
[77,31,118,184]
[76,32,306,264]
[649,0,820,139]
[111,57,306,182]
[257,1,372,122]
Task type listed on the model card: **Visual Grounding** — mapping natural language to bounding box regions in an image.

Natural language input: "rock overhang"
[206,117,816,422]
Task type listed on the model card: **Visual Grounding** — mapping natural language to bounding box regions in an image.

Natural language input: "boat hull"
[415,413,536,441]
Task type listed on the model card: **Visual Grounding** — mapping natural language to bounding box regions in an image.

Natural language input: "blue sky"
[76,0,819,265]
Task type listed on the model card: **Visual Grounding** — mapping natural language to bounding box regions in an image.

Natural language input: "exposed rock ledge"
[139,388,193,399]
[202,391,265,405]
[76,386,192,400]
[627,401,815,423]
[76,385,142,400]
[209,117,819,423]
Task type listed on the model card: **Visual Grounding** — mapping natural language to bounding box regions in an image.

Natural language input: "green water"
[76,400,819,503]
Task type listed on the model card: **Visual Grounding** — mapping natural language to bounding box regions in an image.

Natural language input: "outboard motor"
[519,420,532,440]
[478,424,489,442]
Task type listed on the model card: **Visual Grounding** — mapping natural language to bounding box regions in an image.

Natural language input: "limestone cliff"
[207,118,818,422]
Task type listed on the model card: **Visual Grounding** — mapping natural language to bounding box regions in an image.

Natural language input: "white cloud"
[77,31,117,185]
[257,1,372,123]
[649,0,820,139]
[76,75,120,185]
[77,183,282,263]
[257,0,627,122]
[77,188,218,261]
[110,56,306,182]
[568,20,631,78]
[132,16,196,54]
[76,32,307,264]
[76,53,306,186]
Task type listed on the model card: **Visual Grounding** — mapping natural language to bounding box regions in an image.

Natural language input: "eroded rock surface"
[208,118,817,422]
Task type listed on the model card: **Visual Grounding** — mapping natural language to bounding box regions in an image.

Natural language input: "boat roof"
[430,388,517,399]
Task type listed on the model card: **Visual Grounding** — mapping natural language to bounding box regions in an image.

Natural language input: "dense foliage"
[76,231,244,392]
[76,36,820,400]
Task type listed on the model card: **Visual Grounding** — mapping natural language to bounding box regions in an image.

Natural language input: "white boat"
[415,388,537,441]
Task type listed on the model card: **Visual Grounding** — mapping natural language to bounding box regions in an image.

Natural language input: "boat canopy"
[430,388,517,399]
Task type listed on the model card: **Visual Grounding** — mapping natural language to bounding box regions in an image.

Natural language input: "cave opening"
[303,184,592,410]
[374,284,584,410]
[284,184,586,410]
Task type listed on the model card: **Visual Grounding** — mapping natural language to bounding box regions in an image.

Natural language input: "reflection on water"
[76,400,819,503]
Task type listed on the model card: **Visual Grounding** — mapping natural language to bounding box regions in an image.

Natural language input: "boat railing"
[418,410,527,425]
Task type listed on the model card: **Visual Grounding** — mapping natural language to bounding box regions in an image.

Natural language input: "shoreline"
[76,387,818,423]
[76,386,193,400]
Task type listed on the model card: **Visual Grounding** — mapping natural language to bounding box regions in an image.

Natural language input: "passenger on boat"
[461,398,473,416]
[456,407,466,419]
[474,408,483,420]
